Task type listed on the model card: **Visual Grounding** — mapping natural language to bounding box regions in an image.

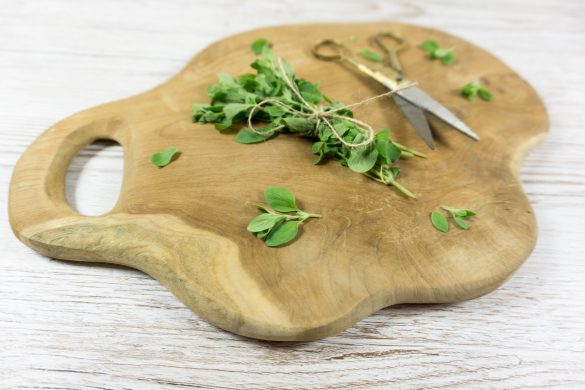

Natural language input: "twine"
[247,57,416,148]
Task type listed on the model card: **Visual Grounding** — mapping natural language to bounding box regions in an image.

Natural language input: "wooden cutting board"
[9,22,548,341]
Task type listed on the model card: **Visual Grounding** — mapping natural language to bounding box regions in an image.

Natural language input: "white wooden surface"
[1,0,585,388]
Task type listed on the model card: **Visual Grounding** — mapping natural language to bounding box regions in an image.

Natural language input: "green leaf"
[431,48,449,59]
[311,141,324,154]
[319,124,334,141]
[453,215,470,230]
[235,129,272,144]
[217,72,238,86]
[261,43,275,59]
[421,40,456,65]
[442,206,476,217]
[283,117,315,133]
[461,82,479,101]
[251,38,270,54]
[350,35,359,42]
[461,82,477,95]
[323,143,339,154]
[257,229,271,238]
[441,206,476,229]
[280,58,295,78]
[440,51,457,65]
[314,143,340,164]
[462,82,492,102]
[247,213,285,232]
[264,186,298,212]
[265,221,300,247]
[375,128,390,142]
[390,166,400,179]
[223,103,252,122]
[374,129,401,164]
[254,204,271,213]
[420,40,439,53]
[151,147,178,167]
[347,144,378,173]
[358,49,384,62]
[214,120,232,131]
[386,142,402,163]
[313,151,325,165]
[263,104,287,117]
[297,79,323,105]
[431,211,449,233]
[192,108,223,123]
[478,87,493,101]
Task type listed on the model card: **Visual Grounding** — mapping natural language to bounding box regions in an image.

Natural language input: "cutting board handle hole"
[65,139,123,216]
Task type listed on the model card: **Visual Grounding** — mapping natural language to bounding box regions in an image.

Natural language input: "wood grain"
[1,0,584,387]
[8,22,547,341]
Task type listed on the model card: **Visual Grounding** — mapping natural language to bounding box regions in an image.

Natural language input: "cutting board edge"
[8,22,549,341]
[15,203,537,341]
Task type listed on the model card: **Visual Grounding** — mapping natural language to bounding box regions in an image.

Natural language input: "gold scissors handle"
[311,39,349,61]
[373,32,408,79]
[311,39,399,90]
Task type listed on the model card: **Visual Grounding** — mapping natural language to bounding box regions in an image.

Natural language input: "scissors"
[311,32,480,149]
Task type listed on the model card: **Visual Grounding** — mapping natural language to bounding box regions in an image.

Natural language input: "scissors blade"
[393,95,435,149]
[396,86,480,141]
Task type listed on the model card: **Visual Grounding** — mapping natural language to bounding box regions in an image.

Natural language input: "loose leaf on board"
[420,40,439,53]
[247,213,286,232]
[251,38,270,54]
[264,186,298,212]
[461,82,493,102]
[151,147,178,167]
[248,187,320,247]
[478,88,493,101]
[453,215,470,229]
[441,206,477,230]
[265,221,300,247]
[358,49,384,62]
[431,211,449,233]
[420,40,457,65]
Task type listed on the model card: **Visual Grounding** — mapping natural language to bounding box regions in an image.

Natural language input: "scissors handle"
[373,32,407,78]
[311,39,348,61]
[311,39,400,90]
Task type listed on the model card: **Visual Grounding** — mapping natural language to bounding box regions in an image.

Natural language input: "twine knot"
[313,105,326,117]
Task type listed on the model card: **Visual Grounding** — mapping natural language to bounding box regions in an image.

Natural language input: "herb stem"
[388,179,415,199]
[394,142,427,158]
[362,171,415,199]
[363,171,384,184]
[268,210,321,222]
